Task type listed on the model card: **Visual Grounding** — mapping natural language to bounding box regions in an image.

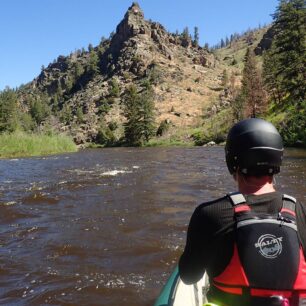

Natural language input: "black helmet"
[225,118,284,176]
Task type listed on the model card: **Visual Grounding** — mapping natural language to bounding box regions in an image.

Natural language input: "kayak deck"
[154,266,210,306]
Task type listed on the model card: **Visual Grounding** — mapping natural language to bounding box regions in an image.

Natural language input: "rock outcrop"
[102,2,214,76]
[22,2,222,144]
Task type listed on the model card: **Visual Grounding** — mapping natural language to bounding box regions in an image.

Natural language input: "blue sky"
[0,0,279,91]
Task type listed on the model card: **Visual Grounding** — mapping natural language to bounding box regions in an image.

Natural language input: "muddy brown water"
[0,147,305,305]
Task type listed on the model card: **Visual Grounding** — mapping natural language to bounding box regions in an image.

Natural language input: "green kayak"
[154,266,211,306]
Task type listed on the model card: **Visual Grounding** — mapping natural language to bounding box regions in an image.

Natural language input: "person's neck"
[236,174,275,195]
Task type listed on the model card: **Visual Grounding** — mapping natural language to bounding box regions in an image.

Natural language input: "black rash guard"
[179,191,306,285]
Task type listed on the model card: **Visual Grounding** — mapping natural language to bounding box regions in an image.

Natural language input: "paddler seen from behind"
[179,118,306,306]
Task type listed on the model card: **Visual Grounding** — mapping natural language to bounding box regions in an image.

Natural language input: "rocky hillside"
[19,2,268,145]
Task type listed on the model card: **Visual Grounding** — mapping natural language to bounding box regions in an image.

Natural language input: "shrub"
[96,125,116,146]
[109,78,120,97]
[108,121,118,131]
[156,120,170,136]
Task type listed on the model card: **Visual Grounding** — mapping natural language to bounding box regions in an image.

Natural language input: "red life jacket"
[212,193,306,306]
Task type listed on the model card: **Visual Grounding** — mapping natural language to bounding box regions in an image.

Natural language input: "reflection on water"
[0,147,305,305]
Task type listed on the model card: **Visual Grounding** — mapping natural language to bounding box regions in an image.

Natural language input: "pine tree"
[182,27,189,38]
[124,85,140,145]
[231,91,245,122]
[263,50,283,103]
[109,78,120,97]
[123,84,155,146]
[76,107,84,124]
[0,87,18,132]
[59,103,73,125]
[181,27,191,47]
[263,0,306,146]
[225,36,230,46]
[220,38,225,48]
[139,82,155,143]
[264,0,306,103]
[193,26,199,47]
[73,61,84,80]
[229,72,243,122]
[29,93,51,125]
[100,36,107,44]
[87,50,100,76]
[96,120,116,146]
[241,48,267,117]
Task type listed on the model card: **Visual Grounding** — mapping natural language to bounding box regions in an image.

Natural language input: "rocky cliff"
[20,2,266,145]
[19,2,219,144]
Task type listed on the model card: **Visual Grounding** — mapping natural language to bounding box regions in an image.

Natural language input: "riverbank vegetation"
[198,0,305,147]
[0,131,77,159]
[141,0,305,148]
[262,0,305,146]
[0,87,77,158]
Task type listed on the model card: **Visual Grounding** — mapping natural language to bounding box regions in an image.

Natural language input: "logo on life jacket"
[254,234,283,259]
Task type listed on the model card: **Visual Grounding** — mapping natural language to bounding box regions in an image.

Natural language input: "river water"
[0,147,305,306]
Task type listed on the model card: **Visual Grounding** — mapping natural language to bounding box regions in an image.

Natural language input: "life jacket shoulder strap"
[281,194,296,217]
[283,194,296,203]
[227,192,250,214]
[228,193,297,216]
[227,192,247,206]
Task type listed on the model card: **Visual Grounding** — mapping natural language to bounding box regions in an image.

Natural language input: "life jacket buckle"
[277,212,294,224]
[270,295,290,306]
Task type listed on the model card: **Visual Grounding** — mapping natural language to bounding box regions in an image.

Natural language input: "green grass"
[146,125,200,147]
[214,27,267,70]
[0,131,78,159]
[146,138,192,147]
